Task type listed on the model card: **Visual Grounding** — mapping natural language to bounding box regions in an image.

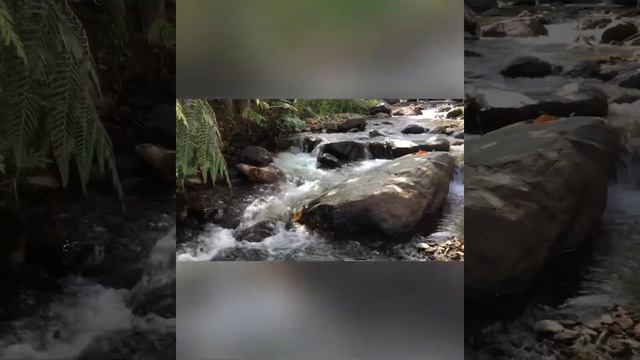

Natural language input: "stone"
[234,221,276,242]
[465,87,609,134]
[430,126,447,134]
[401,124,426,134]
[317,153,342,169]
[534,320,564,334]
[324,117,367,133]
[237,163,284,183]
[298,152,455,238]
[553,329,580,342]
[465,118,618,300]
[318,141,368,162]
[369,129,386,138]
[614,67,640,90]
[368,101,392,116]
[238,146,273,167]
[481,18,548,38]
[600,21,638,44]
[501,56,561,78]
[578,17,612,30]
[447,108,464,119]
[612,312,634,330]
[135,143,176,184]
[465,0,496,13]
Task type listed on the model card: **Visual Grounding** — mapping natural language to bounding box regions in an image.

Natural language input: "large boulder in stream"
[298,152,455,238]
[465,87,608,134]
[317,141,369,162]
[465,117,618,300]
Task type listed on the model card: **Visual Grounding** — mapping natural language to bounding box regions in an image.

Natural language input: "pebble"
[535,320,564,334]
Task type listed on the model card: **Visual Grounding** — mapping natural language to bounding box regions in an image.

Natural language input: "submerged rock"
[317,153,342,169]
[298,152,455,238]
[465,117,618,300]
[234,221,277,242]
[237,163,284,183]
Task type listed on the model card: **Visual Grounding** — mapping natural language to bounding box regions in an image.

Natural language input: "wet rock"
[481,18,548,38]
[369,129,386,138]
[578,17,612,30]
[318,141,368,162]
[465,6,480,37]
[465,118,618,300]
[447,108,464,119]
[465,50,483,57]
[387,137,451,158]
[564,60,601,79]
[465,87,608,134]
[317,153,342,169]
[391,103,423,116]
[453,131,465,139]
[614,67,640,90]
[238,146,273,167]
[553,329,580,342]
[234,221,276,242]
[535,320,564,334]
[302,136,323,152]
[135,143,176,184]
[211,247,269,261]
[368,101,392,116]
[430,126,447,134]
[298,152,455,238]
[600,21,638,44]
[324,117,367,133]
[401,124,426,134]
[237,163,284,183]
[501,56,562,78]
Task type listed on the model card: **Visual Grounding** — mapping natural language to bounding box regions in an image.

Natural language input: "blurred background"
[178,262,463,360]
[177,0,463,99]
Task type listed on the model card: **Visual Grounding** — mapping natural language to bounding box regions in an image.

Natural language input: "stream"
[0,191,176,360]
[466,3,640,359]
[177,103,464,261]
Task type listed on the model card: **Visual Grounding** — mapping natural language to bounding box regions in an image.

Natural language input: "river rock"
[324,117,367,133]
[601,21,638,44]
[465,7,480,37]
[465,87,608,134]
[135,143,176,184]
[578,17,612,30]
[234,221,276,242]
[368,101,392,116]
[614,67,640,90]
[237,163,284,183]
[481,18,548,38]
[401,124,426,134]
[465,118,618,300]
[535,320,564,334]
[317,153,342,169]
[298,152,455,238]
[447,108,464,119]
[392,104,423,116]
[238,146,273,167]
[501,56,562,78]
[318,141,368,162]
[369,129,386,138]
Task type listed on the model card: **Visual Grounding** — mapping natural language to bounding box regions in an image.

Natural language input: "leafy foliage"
[176,99,230,187]
[296,99,373,116]
[0,0,122,198]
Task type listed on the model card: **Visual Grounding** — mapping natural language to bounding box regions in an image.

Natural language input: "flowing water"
[0,228,177,360]
[466,5,640,359]
[178,106,464,261]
